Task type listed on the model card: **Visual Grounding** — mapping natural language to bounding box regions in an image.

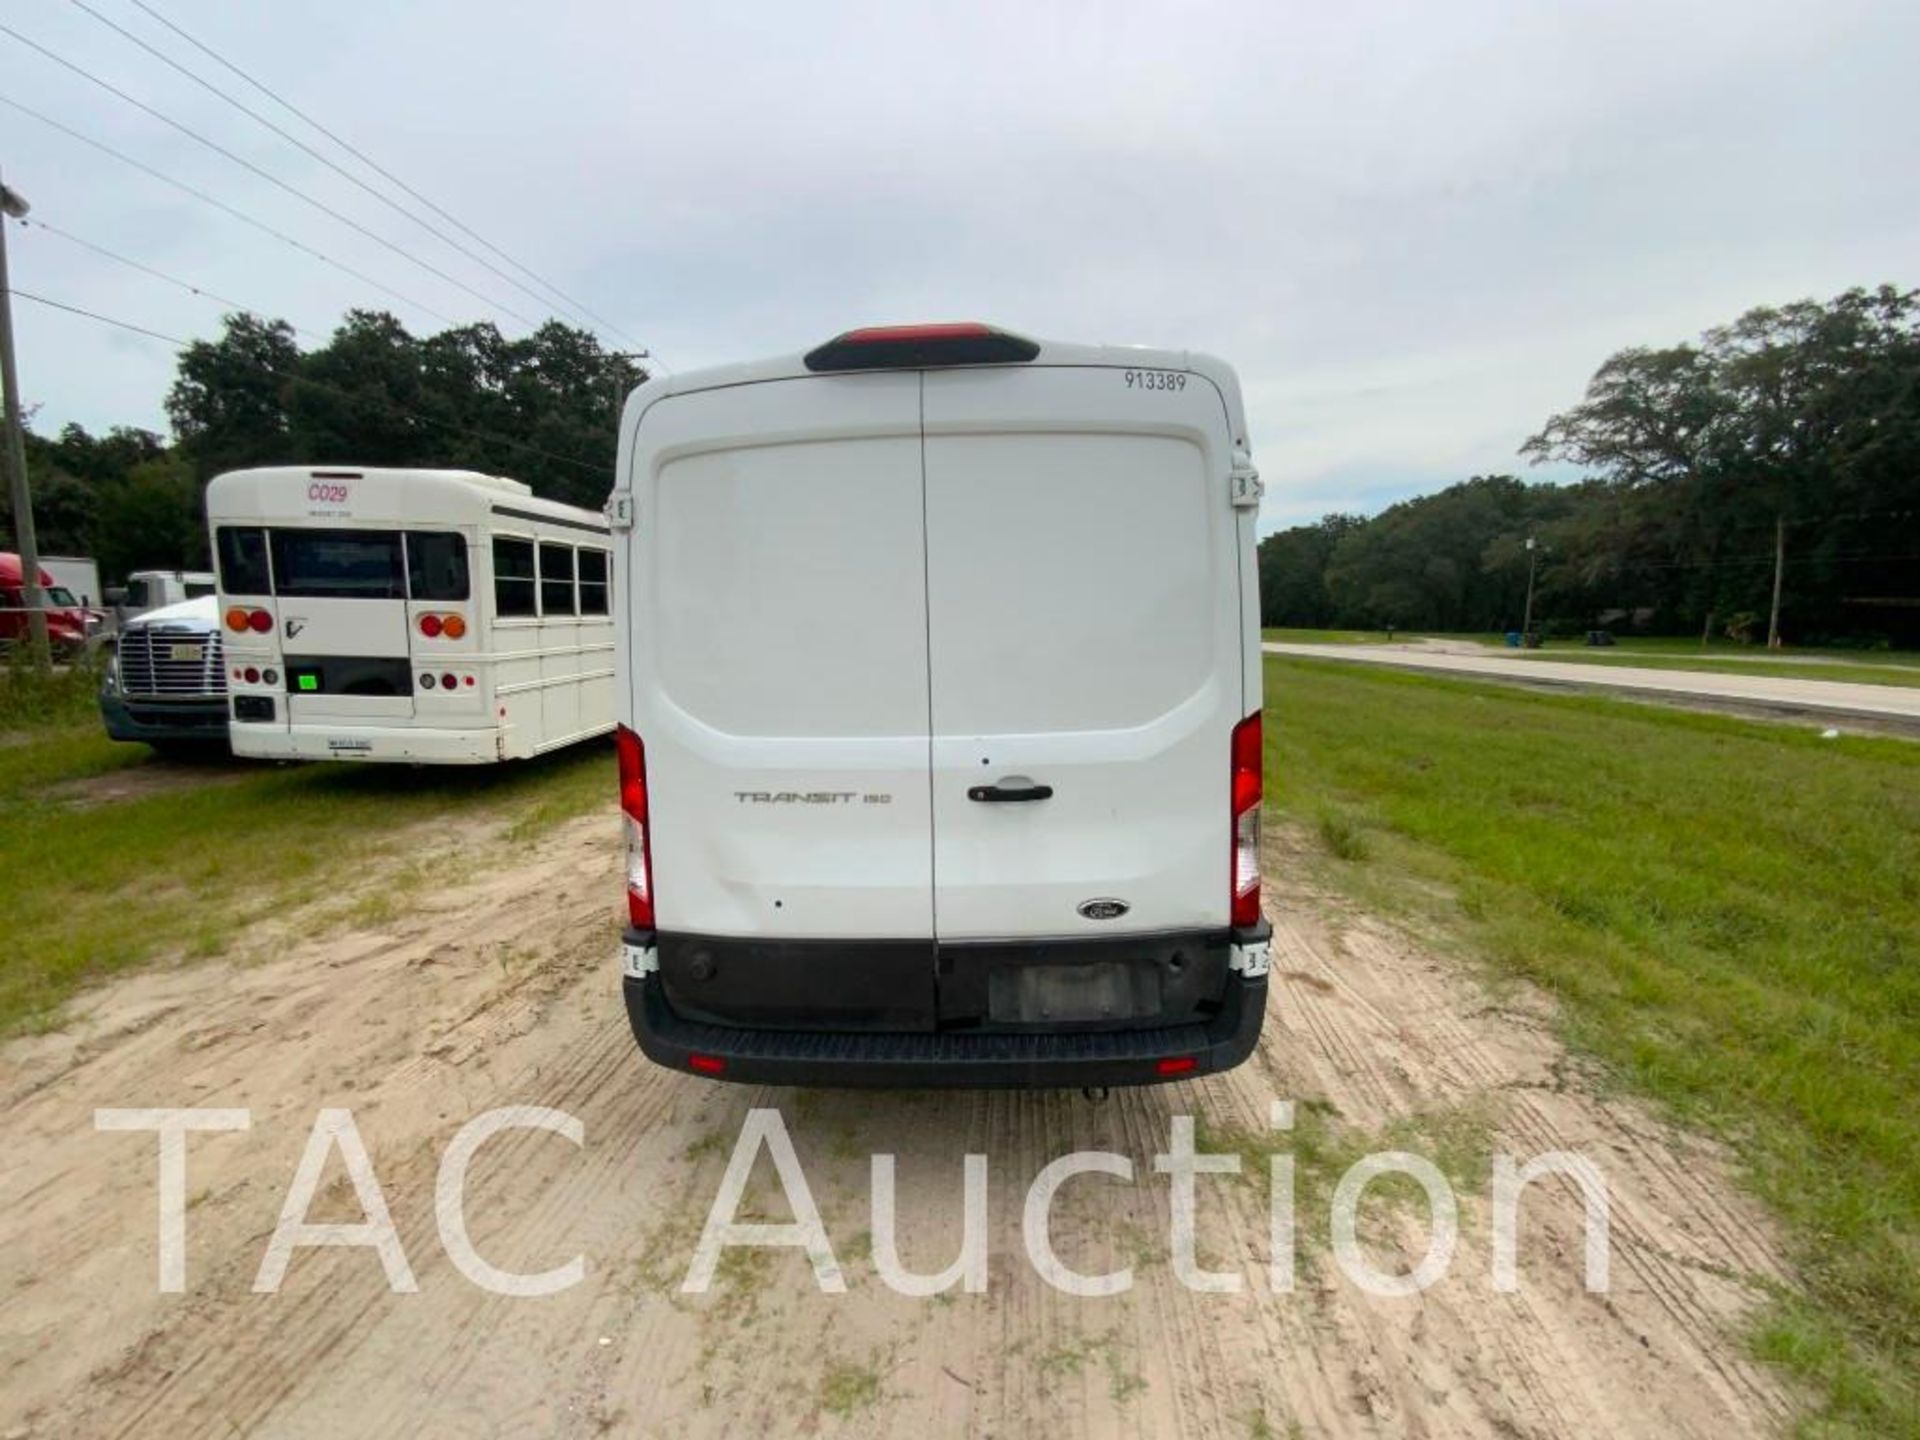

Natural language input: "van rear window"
[269,530,406,599]
[216,527,271,596]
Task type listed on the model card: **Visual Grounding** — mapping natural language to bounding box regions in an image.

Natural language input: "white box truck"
[611,323,1270,1088]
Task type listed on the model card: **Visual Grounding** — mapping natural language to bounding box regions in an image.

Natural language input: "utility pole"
[1521,535,1539,639]
[0,168,48,667]
[1766,513,1786,649]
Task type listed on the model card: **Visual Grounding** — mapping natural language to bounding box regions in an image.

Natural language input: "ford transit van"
[611,323,1269,1087]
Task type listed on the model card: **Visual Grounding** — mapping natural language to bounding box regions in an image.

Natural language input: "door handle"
[968,780,1053,803]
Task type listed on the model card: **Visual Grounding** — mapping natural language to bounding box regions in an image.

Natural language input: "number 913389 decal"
[1123,368,1188,391]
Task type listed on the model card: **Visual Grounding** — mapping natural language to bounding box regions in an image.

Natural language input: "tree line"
[3,310,644,585]
[1261,284,1920,646]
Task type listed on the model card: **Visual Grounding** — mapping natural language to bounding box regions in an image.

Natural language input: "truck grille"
[118,626,227,699]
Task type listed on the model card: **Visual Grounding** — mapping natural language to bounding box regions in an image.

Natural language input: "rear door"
[632,372,934,944]
[922,364,1243,940]
[267,528,415,726]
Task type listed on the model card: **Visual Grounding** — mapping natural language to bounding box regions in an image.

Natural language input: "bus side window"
[407,532,470,602]
[494,537,537,617]
[578,549,609,615]
[216,528,271,596]
[539,542,576,616]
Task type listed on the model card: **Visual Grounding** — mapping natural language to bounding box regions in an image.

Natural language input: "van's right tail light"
[615,725,654,930]
[1230,712,1263,928]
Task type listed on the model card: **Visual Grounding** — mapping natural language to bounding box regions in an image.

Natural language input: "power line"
[0,20,541,328]
[0,93,456,326]
[10,287,183,346]
[65,0,620,345]
[10,286,608,479]
[11,214,323,340]
[124,0,650,356]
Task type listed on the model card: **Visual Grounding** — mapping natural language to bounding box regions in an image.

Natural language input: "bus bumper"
[227,721,505,764]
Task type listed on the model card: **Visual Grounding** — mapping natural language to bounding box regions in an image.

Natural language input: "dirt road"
[1264,640,1920,730]
[0,812,1797,1438]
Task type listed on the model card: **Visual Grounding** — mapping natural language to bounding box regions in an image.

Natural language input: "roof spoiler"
[803,323,1040,373]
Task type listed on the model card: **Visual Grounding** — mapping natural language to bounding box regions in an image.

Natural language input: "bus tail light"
[1231,711,1263,928]
[419,613,443,638]
[616,725,654,930]
[442,614,467,639]
[246,608,273,633]
[224,607,250,633]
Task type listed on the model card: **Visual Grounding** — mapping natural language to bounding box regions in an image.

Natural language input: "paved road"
[1264,642,1920,728]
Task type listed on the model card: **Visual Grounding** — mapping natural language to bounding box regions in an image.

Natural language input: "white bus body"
[206,467,615,764]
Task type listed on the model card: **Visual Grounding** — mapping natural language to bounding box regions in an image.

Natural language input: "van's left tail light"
[615,725,654,930]
[1230,712,1263,928]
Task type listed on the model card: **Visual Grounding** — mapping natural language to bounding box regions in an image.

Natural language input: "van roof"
[620,330,1251,457]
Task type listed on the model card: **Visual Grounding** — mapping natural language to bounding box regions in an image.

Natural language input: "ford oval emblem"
[1077,898,1129,921]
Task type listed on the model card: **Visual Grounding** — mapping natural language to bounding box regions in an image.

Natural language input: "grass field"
[1413,633,1920,666]
[0,718,611,1034]
[1261,630,1920,687]
[1505,648,1920,689]
[1266,656,1920,1435]
[1259,627,1392,645]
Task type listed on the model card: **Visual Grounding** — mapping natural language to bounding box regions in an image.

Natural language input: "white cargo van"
[612,324,1269,1087]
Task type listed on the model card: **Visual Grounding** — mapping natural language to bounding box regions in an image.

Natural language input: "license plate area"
[167,643,205,662]
[939,931,1232,1033]
[987,961,1156,1026]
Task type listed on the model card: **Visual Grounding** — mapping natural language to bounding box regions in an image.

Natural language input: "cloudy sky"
[3,0,1915,531]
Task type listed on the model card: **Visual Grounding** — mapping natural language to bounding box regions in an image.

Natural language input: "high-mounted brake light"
[1231,712,1263,928]
[803,322,1040,373]
[615,725,654,930]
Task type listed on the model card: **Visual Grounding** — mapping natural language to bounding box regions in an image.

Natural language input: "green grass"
[0,650,110,730]
[1414,633,1920,666]
[1503,649,1920,688]
[1265,656,1920,1435]
[0,723,613,1033]
[817,1354,885,1417]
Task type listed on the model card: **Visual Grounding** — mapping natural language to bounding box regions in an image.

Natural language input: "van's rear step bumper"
[622,954,1267,1090]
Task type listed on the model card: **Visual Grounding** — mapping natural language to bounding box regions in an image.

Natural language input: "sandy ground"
[0,813,1798,1439]
[1265,640,1920,730]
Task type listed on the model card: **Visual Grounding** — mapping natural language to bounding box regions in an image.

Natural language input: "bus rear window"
[269,530,405,599]
[406,532,470,601]
[217,527,271,596]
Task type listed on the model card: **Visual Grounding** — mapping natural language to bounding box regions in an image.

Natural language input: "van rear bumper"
[621,928,1269,1089]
